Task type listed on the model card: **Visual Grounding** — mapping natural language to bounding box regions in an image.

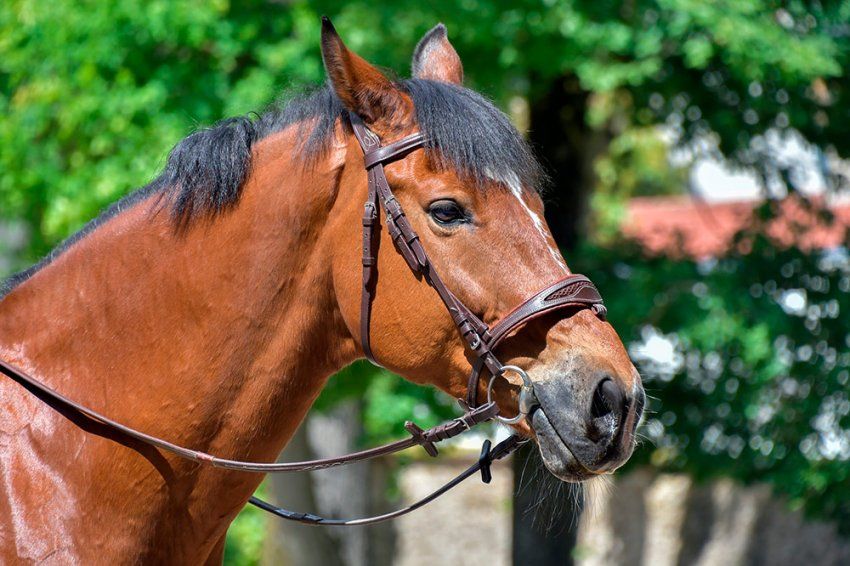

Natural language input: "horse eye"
[428,200,468,226]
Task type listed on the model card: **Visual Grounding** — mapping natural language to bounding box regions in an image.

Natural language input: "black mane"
[1,79,543,298]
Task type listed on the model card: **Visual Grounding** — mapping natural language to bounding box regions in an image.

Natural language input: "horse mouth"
[529,407,600,483]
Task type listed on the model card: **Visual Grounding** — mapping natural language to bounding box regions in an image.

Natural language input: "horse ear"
[321,17,405,125]
[411,24,463,85]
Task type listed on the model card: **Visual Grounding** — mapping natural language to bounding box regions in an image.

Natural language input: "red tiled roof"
[623,196,850,259]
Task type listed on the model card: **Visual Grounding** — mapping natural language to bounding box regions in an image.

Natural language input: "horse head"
[323,20,644,480]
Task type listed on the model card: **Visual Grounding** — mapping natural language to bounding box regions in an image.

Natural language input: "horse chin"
[529,407,598,483]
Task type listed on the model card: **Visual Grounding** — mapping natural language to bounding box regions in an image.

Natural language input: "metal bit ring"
[487,365,537,425]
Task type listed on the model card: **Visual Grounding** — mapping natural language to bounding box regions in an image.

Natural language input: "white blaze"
[487,169,568,272]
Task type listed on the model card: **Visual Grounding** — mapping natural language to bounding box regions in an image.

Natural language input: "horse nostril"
[591,377,624,420]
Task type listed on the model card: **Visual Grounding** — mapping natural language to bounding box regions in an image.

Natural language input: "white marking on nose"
[487,169,568,272]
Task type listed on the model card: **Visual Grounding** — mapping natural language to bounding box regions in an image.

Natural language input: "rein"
[0,113,606,527]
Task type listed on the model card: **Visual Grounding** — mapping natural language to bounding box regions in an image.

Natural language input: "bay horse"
[0,20,643,563]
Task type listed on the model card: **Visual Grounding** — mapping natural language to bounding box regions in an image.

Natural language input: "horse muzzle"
[529,371,645,482]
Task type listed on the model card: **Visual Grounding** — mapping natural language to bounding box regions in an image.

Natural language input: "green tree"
[4,2,848,258]
[1,0,325,262]
[577,201,850,531]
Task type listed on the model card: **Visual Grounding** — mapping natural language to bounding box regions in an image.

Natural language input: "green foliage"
[3,1,849,264]
[575,204,850,530]
[0,0,324,262]
[595,127,685,199]
[299,0,850,185]
[590,122,688,241]
[314,361,462,444]
[224,483,267,566]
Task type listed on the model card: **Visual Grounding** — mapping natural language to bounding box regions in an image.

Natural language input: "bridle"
[0,113,606,527]
[351,112,606,418]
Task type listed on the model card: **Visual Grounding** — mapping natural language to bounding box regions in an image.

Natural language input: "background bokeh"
[2,1,849,564]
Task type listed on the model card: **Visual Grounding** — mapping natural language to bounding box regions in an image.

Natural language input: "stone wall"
[396,458,513,566]
[576,469,850,566]
[391,461,850,566]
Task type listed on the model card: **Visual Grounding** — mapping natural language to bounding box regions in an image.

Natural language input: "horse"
[0,19,644,563]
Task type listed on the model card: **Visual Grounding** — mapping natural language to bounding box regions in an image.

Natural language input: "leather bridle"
[0,113,606,527]
[351,112,606,419]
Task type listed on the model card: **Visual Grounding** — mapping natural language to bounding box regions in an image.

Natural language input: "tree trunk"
[307,402,396,566]
[514,73,604,566]
[261,401,396,566]
[512,443,581,566]
[530,74,606,251]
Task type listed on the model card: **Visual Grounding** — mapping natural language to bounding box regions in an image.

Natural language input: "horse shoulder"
[0,372,86,563]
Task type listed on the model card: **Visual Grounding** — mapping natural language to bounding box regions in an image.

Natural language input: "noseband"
[0,114,606,527]
[351,113,606,421]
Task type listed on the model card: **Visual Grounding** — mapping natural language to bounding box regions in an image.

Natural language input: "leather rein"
[0,113,606,527]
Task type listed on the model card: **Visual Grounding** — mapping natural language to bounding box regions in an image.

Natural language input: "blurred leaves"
[0,0,322,262]
[590,122,687,242]
[223,483,267,566]
[3,1,850,264]
[313,360,461,444]
[576,204,850,531]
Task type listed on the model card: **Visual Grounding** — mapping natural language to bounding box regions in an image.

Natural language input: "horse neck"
[0,130,358,551]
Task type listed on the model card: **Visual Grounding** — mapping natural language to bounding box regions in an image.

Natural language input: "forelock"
[401,79,545,192]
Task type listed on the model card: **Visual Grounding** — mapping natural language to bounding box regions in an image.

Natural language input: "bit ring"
[487,365,537,425]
